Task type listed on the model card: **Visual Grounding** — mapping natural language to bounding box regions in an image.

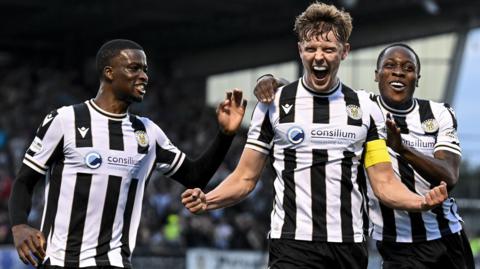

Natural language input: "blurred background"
[0,0,479,268]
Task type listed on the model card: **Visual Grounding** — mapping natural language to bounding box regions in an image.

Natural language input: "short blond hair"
[294,2,353,43]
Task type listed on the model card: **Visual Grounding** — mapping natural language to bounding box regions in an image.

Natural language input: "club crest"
[135,130,149,147]
[346,105,362,120]
[421,119,439,133]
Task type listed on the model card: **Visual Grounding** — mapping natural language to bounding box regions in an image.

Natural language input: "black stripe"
[444,103,457,129]
[129,115,148,154]
[95,176,122,265]
[121,178,138,268]
[156,143,178,176]
[74,103,93,148]
[356,167,369,236]
[342,85,362,126]
[366,116,381,141]
[431,204,452,236]
[258,110,274,144]
[379,203,397,241]
[392,115,409,134]
[108,120,124,150]
[65,173,93,267]
[418,99,438,135]
[279,81,298,123]
[340,151,354,240]
[36,110,59,140]
[281,149,296,238]
[397,157,427,241]
[311,149,328,240]
[313,96,329,124]
[41,156,64,242]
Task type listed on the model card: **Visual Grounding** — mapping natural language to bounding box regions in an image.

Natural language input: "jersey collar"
[378,96,417,116]
[300,76,341,96]
[87,99,128,120]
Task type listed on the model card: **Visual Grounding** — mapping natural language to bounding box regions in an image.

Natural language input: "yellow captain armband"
[364,139,391,168]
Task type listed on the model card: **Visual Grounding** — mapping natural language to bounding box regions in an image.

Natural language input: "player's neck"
[94,87,130,115]
[380,96,414,112]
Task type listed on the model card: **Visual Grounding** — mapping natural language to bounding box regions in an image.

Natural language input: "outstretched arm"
[386,114,460,189]
[171,89,247,189]
[9,164,46,267]
[182,148,267,213]
[366,158,447,212]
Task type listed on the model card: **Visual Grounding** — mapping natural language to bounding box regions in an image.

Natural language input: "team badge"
[287,126,305,145]
[135,130,149,147]
[85,152,102,169]
[346,105,362,120]
[421,119,439,133]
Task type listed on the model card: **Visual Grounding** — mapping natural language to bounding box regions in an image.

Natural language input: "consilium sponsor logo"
[402,138,435,149]
[287,126,305,144]
[85,152,102,169]
[107,156,141,168]
[311,128,356,139]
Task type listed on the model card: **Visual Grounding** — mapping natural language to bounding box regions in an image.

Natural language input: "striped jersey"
[23,99,186,268]
[367,95,463,242]
[246,78,386,243]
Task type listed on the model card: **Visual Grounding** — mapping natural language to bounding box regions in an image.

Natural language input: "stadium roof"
[1,0,479,74]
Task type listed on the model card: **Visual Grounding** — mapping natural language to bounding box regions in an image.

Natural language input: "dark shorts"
[268,238,368,269]
[376,230,475,269]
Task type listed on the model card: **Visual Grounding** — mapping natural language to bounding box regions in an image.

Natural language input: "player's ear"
[374,70,379,82]
[416,74,421,87]
[104,66,113,81]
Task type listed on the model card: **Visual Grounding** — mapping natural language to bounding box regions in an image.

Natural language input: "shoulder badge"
[421,119,439,133]
[135,130,149,147]
[346,104,363,120]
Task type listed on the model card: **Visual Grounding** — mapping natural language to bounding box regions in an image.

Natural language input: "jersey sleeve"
[150,122,186,177]
[23,110,64,175]
[365,95,387,142]
[245,102,274,155]
[434,103,461,155]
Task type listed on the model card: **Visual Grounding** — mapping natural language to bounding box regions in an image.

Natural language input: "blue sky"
[453,28,480,169]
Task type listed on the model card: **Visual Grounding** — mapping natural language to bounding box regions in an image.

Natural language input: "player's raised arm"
[182,148,267,214]
[253,74,288,103]
[168,89,247,189]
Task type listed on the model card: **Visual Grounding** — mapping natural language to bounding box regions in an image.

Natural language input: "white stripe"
[294,161,313,241]
[246,139,271,150]
[325,162,342,242]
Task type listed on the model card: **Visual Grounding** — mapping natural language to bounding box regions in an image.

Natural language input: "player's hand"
[181,188,207,214]
[12,224,46,267]
[386,113,404,153]
[420,181,448,211]
[254,75,282,103]
[217,89,247,135]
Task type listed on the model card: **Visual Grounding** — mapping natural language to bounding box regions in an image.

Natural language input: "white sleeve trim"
[434,145,462,156]
[165,152,186,177]
[245,143,270,155]
[23,158,47,175]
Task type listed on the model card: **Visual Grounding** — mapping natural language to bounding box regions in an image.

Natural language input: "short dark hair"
[376,43,421,74]
[96,39,144,77]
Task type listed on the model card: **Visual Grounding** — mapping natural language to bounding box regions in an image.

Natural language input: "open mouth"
[135,84,147,95]
[312,65,329,80]
[389,81,406,92]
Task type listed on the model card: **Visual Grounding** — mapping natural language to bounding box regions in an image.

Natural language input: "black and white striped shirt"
[23,100,185,268]
[367,95,463,243]
[246,78,386,243]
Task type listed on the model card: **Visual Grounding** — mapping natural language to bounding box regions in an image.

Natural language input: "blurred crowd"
[0,57,274,255]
